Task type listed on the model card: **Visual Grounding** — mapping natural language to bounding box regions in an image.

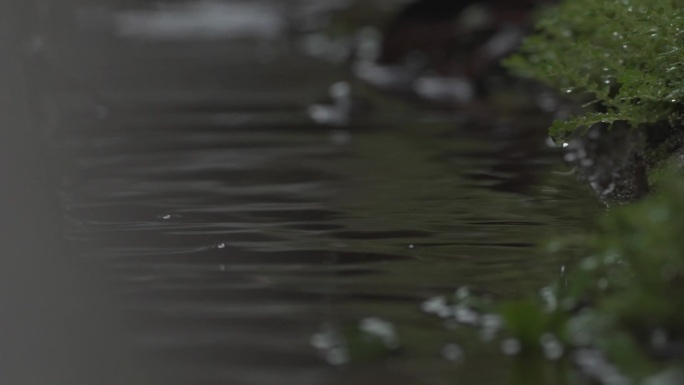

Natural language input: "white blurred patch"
[114,1,285,40]
[353,61,416,90]
[413,76,475,104]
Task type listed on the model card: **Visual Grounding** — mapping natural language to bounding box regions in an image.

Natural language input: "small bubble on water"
[562,142,569,148]
[217,243,226,249]
[161,214,172,220]
[408,244,415,249]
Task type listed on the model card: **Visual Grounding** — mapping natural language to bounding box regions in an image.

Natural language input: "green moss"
[504,0,684,139]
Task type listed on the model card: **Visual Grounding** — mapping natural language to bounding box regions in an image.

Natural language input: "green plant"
[505,0,684,139]
[529,170,684,378]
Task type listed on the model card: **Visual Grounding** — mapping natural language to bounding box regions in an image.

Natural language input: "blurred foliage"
[500,169,684,380]
[504,0,684,139]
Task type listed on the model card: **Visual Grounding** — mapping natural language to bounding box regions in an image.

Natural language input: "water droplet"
[330,81,351,100]
[421,296,448,314]
[480,314,503,329]
[455,287,470,301]
[161,214,172,220]
[442,343,465,362]
[581,256,599,271]
[541,333,564,360]
[453,305,479,325]
[479,314,503,341]
[562,142,569,148]
[325,347,349,365]
[359,317,400,349]
[408,244,415,249]
[540,286,557,312]
[501,338,521,355]
[312,323,348,365]
[356,27,381,62]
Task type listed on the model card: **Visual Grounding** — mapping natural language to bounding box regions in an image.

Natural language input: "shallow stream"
[47,2,603,384]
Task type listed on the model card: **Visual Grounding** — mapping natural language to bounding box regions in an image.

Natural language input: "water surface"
[52,4,602,384]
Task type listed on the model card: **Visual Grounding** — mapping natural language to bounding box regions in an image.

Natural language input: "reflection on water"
[47,1,602,384]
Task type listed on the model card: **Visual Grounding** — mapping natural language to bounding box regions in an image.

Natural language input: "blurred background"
[2,1,601,384]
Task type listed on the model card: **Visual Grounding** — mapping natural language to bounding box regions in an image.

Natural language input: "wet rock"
[564,122,649,204]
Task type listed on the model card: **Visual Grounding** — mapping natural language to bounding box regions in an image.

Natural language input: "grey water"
[39,1,603,384]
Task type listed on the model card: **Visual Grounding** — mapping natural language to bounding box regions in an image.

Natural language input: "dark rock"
[564,122,649,204]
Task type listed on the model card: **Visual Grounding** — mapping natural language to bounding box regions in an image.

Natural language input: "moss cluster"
[504,0,684,139]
